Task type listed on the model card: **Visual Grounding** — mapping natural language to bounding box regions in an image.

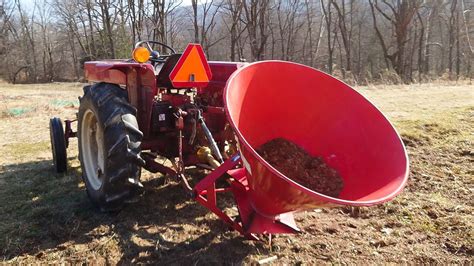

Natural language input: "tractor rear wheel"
[78,83,144,211]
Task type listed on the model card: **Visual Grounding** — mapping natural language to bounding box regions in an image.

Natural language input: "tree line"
[0,0,472,84]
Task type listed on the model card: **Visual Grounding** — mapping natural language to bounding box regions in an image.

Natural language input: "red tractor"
[50,41,409,238]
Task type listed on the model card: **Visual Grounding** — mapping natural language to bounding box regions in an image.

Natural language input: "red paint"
[224,61,409,216]
[193,154,298,237]
[82,53,408,238]
[228,168,300,234]
[83,59,240,140]
[84,61,158,138]
[84,61,150,85]
[193,155,256,238]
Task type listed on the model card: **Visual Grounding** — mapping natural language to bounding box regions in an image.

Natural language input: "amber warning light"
[169,44,212,88]
[132,47,151,63]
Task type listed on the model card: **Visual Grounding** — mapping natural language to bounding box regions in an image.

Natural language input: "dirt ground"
[0,81,472,264]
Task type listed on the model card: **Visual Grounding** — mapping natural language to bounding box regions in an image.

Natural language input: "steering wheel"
[134,40,176,63]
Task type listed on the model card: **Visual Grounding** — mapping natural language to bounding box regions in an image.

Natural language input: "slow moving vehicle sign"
[169,43,212,88]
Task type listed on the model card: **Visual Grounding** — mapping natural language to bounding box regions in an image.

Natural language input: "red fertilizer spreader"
[49,43,409,240]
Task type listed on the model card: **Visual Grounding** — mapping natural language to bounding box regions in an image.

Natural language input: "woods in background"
[0,0,472,84]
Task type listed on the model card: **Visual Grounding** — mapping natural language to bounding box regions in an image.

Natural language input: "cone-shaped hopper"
[224,61,409,217]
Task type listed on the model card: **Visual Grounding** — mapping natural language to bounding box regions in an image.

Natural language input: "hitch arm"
[197,110,224,163]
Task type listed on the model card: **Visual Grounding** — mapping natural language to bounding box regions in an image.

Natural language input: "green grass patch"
[394,106,473,148]
[50,99,79,108]
[5,107,35,117]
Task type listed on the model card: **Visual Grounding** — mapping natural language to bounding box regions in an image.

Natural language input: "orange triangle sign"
[169,44,212,88]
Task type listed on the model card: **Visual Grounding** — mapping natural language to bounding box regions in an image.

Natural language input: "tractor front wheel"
[49,117,67,173]
[78,83,144,211]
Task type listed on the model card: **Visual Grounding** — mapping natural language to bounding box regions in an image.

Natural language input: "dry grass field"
[0,81,472,264]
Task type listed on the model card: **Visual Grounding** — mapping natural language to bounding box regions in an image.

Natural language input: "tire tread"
[78,83,143,211]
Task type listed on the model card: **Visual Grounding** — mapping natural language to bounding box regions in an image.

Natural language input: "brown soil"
[257,138,344,197]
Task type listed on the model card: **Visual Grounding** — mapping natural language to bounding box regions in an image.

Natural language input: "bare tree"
[1,0,473,84]
[460,0,473,56]
[275,0,304,61]
[332,0,354,74]
[460,0,473,78]
[321,0,335,74]
[85,0,97,57]
[15,0,38,82]
[369,0,422,81]
[190,0,225,56]
[447,0,459,78]
[150,0,181,43]
[0,0,12,55]
[98,0,116,58]
[243,0,270,61]
[128,0,143,44]
[222,0,244,61]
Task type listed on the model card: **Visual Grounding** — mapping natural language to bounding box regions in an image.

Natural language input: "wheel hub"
[81,109,105,190]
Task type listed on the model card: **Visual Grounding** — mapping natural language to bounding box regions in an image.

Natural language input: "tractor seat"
[155,53,182,88]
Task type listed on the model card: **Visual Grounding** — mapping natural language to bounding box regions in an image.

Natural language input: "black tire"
[49,117,67,173]
[78,83,144,211]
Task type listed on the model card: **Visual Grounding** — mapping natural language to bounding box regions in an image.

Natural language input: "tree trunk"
[321,0,334,74]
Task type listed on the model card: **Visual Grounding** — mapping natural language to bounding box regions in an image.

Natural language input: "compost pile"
[256,138,344,197]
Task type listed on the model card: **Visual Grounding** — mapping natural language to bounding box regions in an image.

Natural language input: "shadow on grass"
[0,159,256,263]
